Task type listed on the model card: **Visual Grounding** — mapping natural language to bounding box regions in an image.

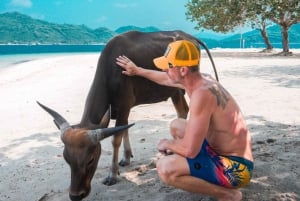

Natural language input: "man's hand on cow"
[116,55,139,76]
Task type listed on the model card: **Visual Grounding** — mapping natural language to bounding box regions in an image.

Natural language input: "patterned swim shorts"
[187,140,253,188]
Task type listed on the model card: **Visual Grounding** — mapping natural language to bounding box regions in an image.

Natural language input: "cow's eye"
[88,158,94,166]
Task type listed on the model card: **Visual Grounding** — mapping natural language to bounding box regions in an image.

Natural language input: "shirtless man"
[116,40,253,201]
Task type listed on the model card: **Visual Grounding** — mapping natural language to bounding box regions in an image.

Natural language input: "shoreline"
[0,52,100,69]
[1,47,300,69]
[0,51,299,201]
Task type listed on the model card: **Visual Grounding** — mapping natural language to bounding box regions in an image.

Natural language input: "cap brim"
[153,56,169,70]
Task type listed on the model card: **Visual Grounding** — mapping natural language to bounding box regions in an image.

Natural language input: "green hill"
[0,12,163,44]
[115,25,161,34]
[0,12,299,48]
[0,12,116,44]
[217,24,300,48]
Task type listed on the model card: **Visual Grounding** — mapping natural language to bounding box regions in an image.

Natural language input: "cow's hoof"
[119,159,130,167]
[102,176,117,186]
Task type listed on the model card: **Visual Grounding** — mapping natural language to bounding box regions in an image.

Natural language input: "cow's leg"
[117,105,133,166]
[171,90,189,118]
[102,130,124,186]
[118,92,135,167]
[119,129,133,166]
[103,107,131,185]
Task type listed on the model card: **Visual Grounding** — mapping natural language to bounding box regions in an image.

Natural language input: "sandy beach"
[0,49,299,201]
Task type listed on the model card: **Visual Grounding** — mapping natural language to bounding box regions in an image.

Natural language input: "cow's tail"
[195,39,219,82]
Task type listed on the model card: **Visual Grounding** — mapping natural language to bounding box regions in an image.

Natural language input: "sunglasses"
[168,63,175,69]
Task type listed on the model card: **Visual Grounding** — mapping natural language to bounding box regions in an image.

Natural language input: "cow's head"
[37,102,133,201]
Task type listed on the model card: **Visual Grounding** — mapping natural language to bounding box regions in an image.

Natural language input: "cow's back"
[101,31,196,105]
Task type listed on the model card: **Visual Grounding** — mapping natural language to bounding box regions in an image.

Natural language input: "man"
[116,40,253,201]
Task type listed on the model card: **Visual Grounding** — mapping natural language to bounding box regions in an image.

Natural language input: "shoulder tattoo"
[208,85,230,109]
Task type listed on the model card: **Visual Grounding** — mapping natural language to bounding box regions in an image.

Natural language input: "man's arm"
[116,55,184,89]
[157,90,216,158]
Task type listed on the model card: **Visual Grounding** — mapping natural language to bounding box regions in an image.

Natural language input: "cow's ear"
[88,124,134,143]
[99,108,111,128]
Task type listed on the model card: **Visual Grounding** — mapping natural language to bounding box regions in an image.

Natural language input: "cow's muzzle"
[69,192,87,201]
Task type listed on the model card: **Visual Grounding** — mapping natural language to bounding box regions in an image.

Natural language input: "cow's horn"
[88,123,134,143]
[37,101,71,133]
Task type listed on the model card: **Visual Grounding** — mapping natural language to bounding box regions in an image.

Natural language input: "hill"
[203,24,300,48]
[0,12,115,44]
[115,25,160,34]
[0,12,163,44]
[0,12,299,48]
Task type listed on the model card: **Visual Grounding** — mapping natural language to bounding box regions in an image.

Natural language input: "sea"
[0,44,105,69]
[1,43,299,69]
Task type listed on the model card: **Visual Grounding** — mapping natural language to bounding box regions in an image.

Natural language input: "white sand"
[0,49,299,201]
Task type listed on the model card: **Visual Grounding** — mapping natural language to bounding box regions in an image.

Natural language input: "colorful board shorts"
[187,140,253,188]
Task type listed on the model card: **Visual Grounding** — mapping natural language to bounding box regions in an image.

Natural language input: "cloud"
[9,0,32,8]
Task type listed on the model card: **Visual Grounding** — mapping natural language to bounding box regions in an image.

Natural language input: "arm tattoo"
[209,85,230,109]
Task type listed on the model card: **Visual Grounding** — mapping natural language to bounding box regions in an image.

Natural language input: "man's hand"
[116,55,139,76]
[157,138,170,155]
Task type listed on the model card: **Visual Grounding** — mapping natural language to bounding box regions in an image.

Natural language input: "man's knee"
[156,158,167,181]
[156,157,176,185]
[169,118,186,139]
[169,118,180,130]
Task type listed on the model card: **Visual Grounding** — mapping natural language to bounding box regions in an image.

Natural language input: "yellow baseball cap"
[153,40,200,70]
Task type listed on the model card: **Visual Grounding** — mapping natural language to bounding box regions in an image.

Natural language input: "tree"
[246,3,274,51]
[186,0,300,54]
[185,0,274,50]
[251,18,274,50]
[263,0,300,55]
[185,0,246,33]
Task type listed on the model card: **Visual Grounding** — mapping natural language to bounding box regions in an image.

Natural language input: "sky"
[0,0,205,35]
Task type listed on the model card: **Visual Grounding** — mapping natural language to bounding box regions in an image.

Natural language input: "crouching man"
[116,40,254,201]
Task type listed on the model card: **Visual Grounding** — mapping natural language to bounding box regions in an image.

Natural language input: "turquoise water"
[0,52,101,69]
[0,44,105,55]
[0,44,104,68]
[0,54,49,68]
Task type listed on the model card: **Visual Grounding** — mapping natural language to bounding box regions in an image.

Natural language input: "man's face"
[165,66,182,84]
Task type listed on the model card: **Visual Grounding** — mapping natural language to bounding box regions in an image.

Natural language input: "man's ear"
[180,67,188,76]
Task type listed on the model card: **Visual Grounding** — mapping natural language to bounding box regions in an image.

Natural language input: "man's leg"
[156,154,242,201]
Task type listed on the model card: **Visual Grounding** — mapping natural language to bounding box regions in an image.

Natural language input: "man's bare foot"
[218,189,242,201]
